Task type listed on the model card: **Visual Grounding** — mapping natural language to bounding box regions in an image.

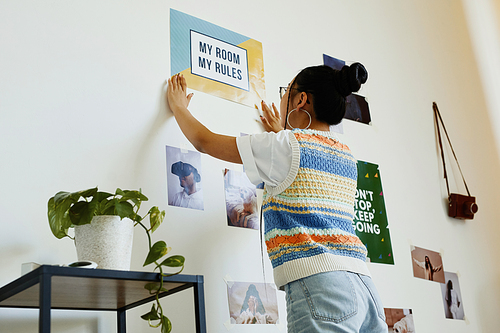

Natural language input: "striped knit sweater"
[263,129,369,287]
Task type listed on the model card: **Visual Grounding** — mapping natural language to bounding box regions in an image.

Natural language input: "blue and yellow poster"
[170,9,265,107]
[355,161,394,265]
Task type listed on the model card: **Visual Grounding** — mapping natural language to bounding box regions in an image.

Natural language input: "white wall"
[1,1,500,332]
[461,0,500,161]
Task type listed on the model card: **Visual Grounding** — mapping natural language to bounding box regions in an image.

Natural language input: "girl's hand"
[166,74,194,114]
[259,100,282,133]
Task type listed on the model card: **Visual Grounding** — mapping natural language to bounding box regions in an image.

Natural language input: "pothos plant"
[47,187,184,333]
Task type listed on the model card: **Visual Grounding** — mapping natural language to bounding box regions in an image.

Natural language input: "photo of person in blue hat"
[169,161,203,210]
[166,146,204,210]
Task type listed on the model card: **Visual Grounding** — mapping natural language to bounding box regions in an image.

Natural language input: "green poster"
[354,161,394,265]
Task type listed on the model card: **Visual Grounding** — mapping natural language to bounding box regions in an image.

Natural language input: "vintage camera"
[448,193,478,220]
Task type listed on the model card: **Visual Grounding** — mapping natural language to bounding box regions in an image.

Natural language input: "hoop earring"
[287,108,312,130]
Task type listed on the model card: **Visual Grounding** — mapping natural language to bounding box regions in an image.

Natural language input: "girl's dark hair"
[290,63,368,125]
[425,255,432,270]
[447,280,453,306]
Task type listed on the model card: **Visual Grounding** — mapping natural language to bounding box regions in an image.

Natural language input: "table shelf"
[0,265,206,333]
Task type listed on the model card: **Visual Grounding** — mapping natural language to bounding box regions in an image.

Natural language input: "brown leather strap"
[433,102,471,197]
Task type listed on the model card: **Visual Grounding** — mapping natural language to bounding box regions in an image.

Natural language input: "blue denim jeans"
[284,271,388,333]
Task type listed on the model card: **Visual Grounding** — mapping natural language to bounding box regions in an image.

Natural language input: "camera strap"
[433,102,471,197]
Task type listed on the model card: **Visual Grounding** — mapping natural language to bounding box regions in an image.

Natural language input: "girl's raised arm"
[166,74,242,164]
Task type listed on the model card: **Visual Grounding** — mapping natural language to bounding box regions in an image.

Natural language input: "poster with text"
[355,161,394,264]
[170,9,265,107]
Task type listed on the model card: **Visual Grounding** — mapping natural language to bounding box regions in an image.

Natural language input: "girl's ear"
[296,92,309,109]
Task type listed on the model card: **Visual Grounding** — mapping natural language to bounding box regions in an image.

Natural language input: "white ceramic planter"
[74,215,134,270]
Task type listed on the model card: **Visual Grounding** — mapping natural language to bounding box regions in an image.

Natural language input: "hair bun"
[337,62,368,97]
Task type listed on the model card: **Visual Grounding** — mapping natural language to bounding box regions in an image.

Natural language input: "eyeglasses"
[279,87,288,99]
[279,86,301,99]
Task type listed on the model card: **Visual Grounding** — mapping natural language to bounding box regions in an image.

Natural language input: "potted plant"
[48,187,184,333]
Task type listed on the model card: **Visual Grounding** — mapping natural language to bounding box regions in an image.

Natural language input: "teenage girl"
[166,63,388,333]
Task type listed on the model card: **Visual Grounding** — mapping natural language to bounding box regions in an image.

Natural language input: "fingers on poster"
[323,54,371,125]
[170,9,265,107]
[410,245,466,321]
[355,161,394,264]
[225,280,279,326]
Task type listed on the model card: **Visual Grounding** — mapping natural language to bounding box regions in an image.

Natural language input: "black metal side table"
[0,265,206,333]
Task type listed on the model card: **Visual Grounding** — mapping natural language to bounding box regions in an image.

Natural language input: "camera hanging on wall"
[433,102,478,220]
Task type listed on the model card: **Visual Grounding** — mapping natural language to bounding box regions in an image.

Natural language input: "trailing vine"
[48,187,185,333]
[136,216,185,333]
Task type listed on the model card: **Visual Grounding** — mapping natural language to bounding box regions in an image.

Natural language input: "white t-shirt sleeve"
[236,131,299,192]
